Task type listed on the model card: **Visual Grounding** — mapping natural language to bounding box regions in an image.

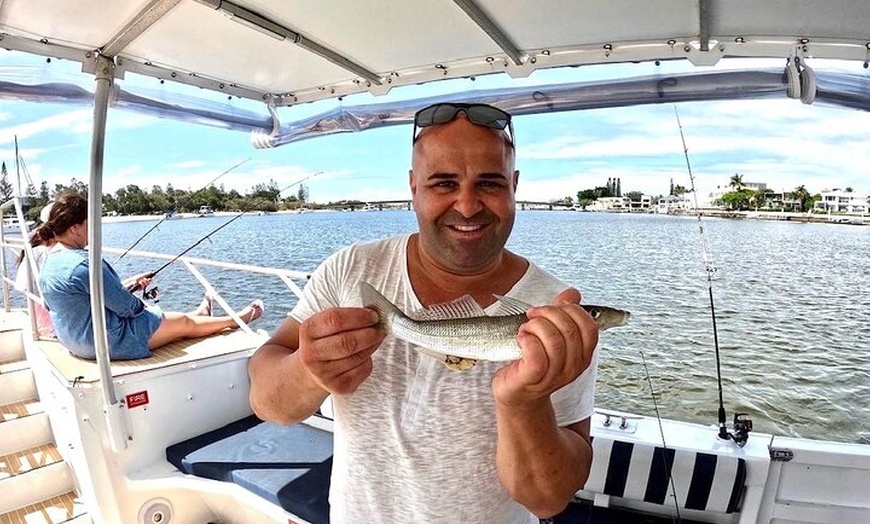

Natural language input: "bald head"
[411,114,516,176]
[408,114,519,273]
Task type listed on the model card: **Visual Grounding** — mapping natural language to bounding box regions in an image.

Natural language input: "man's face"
[410,115,518,274]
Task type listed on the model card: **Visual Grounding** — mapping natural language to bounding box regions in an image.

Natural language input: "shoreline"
[99,208,869,226]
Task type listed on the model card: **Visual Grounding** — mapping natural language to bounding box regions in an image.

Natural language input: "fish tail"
[359,281,405,330]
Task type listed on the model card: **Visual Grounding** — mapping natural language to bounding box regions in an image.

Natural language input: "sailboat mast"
[13,135,20,197]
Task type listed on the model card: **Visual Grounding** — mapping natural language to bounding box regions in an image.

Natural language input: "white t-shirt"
[291,234,597,524]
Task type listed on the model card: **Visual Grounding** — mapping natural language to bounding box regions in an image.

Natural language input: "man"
[249,102,599,523]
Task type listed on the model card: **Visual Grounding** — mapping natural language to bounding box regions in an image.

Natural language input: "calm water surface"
[34,211,870,444]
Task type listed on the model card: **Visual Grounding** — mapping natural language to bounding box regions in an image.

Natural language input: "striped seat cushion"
[583,437,746,514]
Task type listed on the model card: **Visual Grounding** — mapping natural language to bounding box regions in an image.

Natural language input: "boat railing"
[0,196,44,329]
[101,246,310,335]
[0,202,310,338]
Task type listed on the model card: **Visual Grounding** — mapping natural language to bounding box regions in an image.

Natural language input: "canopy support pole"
[698,0,711,52]
[452,0,524,65]
[88,53,128,452]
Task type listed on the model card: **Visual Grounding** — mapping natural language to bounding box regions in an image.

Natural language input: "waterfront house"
[813,189,868,214]
[589,196,630,212]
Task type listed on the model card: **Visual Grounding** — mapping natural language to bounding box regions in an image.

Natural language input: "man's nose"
[453,184,483,217]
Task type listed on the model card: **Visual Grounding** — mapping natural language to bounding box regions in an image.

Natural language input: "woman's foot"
[237,300,264,325]
[194,293,214,316]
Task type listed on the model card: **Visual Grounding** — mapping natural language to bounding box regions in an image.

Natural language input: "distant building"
[657,192,718,213]
[589,196,630,212]
[657,195,682,213]
[766,189,801,210]
[813,189,868,214]
[628,195,654,212]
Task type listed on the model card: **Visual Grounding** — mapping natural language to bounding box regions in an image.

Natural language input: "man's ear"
[512,170,520,191]
[409,169,417,196]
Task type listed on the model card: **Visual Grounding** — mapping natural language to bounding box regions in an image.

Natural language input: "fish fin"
[409,294,486,321]
[492,294,534,316]
[415,346,477,372]
[359,281,405,326]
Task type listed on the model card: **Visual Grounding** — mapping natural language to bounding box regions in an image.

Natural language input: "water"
[13,210,870,444]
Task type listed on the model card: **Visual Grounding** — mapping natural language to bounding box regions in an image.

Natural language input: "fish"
[359,281,630,371]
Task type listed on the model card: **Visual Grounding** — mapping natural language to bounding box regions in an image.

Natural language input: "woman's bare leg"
[148,301,263,349]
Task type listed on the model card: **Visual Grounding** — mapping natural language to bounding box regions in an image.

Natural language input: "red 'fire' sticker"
[125,391,149,409]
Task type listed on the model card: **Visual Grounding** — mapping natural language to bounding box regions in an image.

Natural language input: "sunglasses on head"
[412,103,514,147]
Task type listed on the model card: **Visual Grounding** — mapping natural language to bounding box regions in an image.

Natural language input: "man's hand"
[297,307,386,395]
[493,288,599,408]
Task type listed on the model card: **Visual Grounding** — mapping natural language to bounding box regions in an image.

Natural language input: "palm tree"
[792,185,812,212]
[752,188,772,210]
[729,173,744,190]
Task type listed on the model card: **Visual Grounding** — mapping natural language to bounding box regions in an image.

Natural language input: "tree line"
[717,173,822,212]
[0,164,313,219]
[571,177,686,209]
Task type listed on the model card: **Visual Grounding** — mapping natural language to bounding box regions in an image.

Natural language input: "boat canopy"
[2,0,868,105]
[1,1,869,147]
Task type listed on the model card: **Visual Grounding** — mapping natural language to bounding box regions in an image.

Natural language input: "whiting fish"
[360,282,630,371]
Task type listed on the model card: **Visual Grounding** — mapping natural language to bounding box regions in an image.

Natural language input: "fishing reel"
[124,273,160,304]
[720,412,753,447]
[732,413,753,446]
[141,286,160,303]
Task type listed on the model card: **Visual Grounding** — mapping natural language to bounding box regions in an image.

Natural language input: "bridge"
[320,200,573,211]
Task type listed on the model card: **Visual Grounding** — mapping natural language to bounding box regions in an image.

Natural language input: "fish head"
[584,305,631,331]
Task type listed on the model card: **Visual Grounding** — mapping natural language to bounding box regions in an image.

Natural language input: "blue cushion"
[166,415,332,524]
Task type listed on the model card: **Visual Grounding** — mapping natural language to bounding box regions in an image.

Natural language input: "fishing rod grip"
[123,271,157,292]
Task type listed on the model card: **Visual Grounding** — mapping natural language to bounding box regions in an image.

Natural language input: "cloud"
[516,99,869,198]
[165,160,206,170]
[0,109,92,145]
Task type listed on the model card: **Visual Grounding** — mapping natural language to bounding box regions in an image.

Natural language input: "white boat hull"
[3,312,868,524]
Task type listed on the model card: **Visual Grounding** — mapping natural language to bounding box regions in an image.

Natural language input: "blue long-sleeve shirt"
[39,245,163,360]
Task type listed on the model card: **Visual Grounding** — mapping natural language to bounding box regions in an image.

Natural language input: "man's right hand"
[297,307,385,395]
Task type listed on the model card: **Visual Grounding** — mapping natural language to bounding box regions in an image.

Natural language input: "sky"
[1,50,868,204]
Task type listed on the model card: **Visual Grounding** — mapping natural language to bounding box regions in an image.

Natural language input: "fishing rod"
[116,157,251,261]
[124,212,245,295]
[674,106,752,446]
[125,170,324,295]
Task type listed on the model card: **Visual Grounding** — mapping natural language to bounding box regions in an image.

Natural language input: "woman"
[38,192,264,360]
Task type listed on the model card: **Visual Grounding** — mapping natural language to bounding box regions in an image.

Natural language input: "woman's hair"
[15,193,87,265]
[38,192,88,242]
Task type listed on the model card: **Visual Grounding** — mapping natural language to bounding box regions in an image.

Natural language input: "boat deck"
[36,329,266,384]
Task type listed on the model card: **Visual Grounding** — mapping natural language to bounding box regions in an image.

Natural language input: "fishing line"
[674,106,750,445]
[640,351,682,523]
[116,157,251,261]
[147,212,245,279]
[126,171,323,293]
[277,170,323,196]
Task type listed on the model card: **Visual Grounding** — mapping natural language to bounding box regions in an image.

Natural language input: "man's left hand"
[492,288,599,408]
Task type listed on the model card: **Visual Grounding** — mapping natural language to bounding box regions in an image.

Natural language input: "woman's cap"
[39,202,54,223]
